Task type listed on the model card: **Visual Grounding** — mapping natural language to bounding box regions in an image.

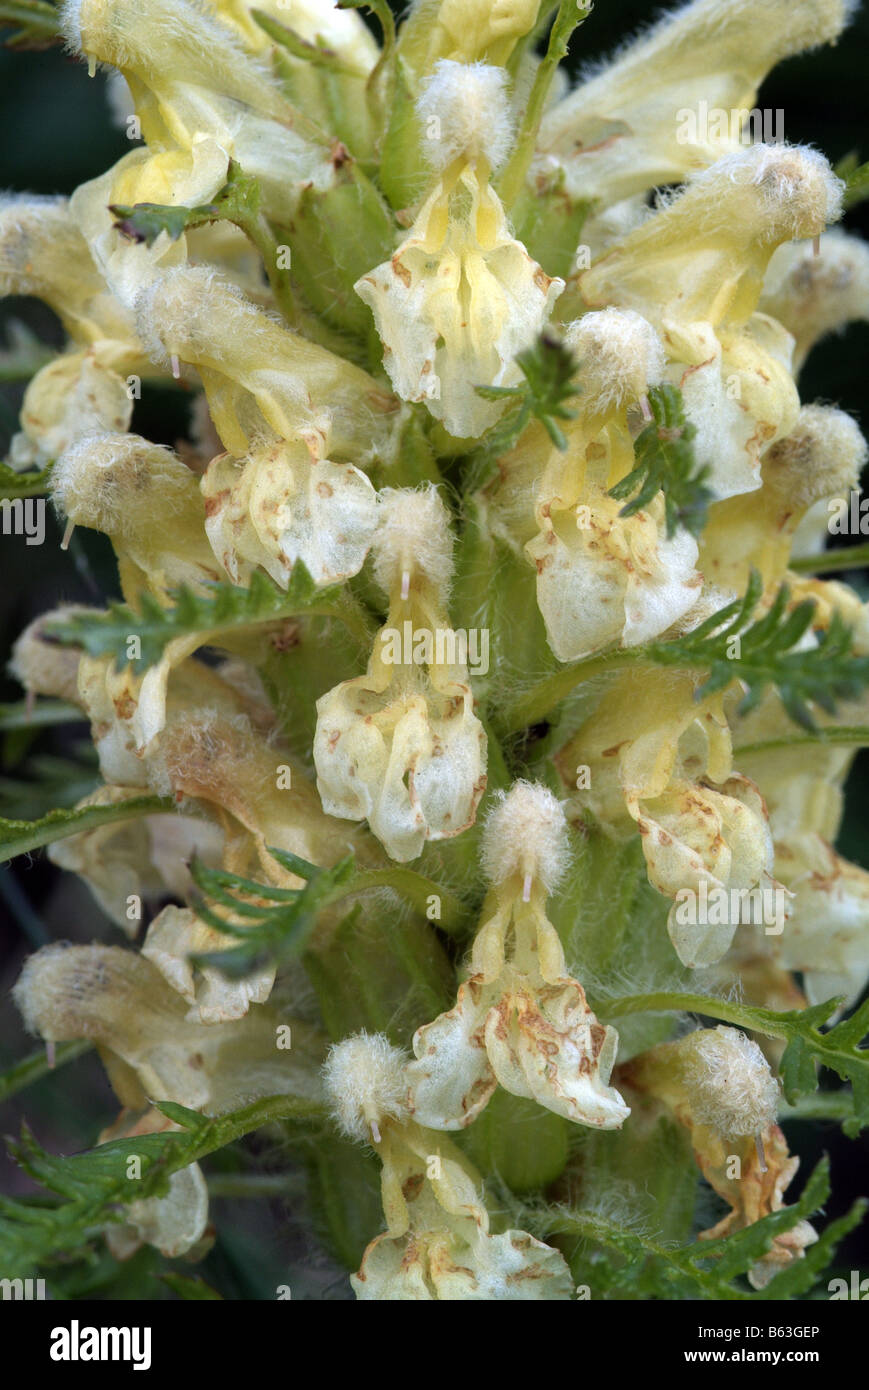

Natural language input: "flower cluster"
[2,0,869,1301]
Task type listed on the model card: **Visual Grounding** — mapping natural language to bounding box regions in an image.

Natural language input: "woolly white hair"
[564,308,665,415]
[682,1026,780,1138]
[764,404,868,509]
[481,780,569,894]
[761,227,869,359]
[9,607,92,702]
[322,1032,408,1143]
[51,431,199,535]
[372,484,454,598]
[685,143,843,243]
[417,60,515,172]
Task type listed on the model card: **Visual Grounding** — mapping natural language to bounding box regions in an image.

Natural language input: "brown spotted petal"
[696,1124,818,1291]
[314,674,487,862]
[629,773,776,968]
[484,969,629,1128]
[352,1222,574,1301]
[526,484,700,662]
[407,968,629,1130]
[202,435,377,590]
[354,168,562,439]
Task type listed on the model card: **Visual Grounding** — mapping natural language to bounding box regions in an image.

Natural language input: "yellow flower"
[580,145,842,498]
[13,942,325,1114]
[559,668,777,966]
[760,228,869,374]
[314,487,487,861]
[356,62,562,438]
[62,0,335,224]
[407,782,629,1127]
[537,0,853,207]
[623,1026,816,1290]
[201,431,378,589]
[323,1033,574,1300]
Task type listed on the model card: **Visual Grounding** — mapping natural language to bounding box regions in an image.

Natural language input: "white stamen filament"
[755,1132,768,1173]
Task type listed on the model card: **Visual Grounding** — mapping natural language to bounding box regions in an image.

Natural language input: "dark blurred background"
[0,0,867,1298]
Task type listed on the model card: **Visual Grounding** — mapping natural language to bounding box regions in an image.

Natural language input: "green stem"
[779,1092,855,1123]
[234,209,300,331]
[497,646,643,735]
[0,794,177,862]
[343,866,469,935]
[495,0,591,210]
[0,1,58,42]
[790,545,869,575]
[362,0,396,107]
[597,990,794,1038]
[206,1172,306,1198]
[0,1041,92,1103]
[734,725,869,757]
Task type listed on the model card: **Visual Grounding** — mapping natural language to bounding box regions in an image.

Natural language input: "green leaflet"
[0,793,173,862]
[189,845,471,977]
[0,459,53,496]
[188,848,357,978]
[647,569,869,731]
[549,1157,864,1300]
[836,152,869,210]
[779,997,869,1139]
[598,991,869,1136]
[250,8,361,77]
[41,563,373,676]
[110,160,300,326]
[472,330,581,468]
[0,1096,324,1280]
[158,1273,224,1300]
[608,383,713,538]
[500,569,869,734]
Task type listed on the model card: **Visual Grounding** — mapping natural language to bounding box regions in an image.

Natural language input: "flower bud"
[417,60,514,172]
[481,780,568,898]
[322,1032,409,1143]
[760,227,869,372]
[680,1025,781,1139]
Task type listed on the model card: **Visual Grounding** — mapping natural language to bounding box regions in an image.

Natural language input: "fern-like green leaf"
[780,997,869,1138]
[0,458,53,497]
[0,1095,324,1280]
[110,160,263,247]
[189,847,356,978]
[550,1157,858,1300]
[42,563,371,676]
[608,383,713,537]
[472,331,581,468]
[646,570,869,730]
[0,793,173,862]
